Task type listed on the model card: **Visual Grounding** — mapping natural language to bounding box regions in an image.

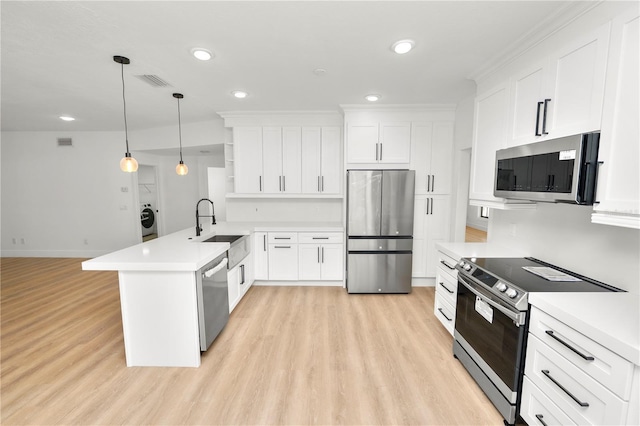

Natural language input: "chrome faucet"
[195,198,216,236]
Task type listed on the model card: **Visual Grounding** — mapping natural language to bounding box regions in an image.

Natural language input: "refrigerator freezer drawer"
[347,252,412,294]
[348,238,413,252]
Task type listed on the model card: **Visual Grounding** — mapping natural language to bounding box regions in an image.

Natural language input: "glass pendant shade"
[120,153,139,172]
[176,161,188,175]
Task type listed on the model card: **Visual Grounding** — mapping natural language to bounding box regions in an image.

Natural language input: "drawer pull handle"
[437,308,452,322]
[535,414,548,426]
[438,282,454,294]
[274,246,291,249]
[440,260,456,270]
[312,237,329,240]
[274,237,291,240]
[541,369,589,407]
[545,330,595,361]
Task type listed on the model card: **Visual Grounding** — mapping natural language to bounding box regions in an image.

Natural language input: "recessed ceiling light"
[232,90,248,99]
[391,40,415,54]
[365,94,381,102]
[59,116,75,121]
[191,48,213,61]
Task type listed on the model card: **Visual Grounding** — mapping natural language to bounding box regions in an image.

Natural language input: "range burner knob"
[496,282,507,292]
[505,288,518,299]
[463,263,472,271]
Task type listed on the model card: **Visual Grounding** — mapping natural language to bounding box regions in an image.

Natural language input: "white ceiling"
[1,1,583,132]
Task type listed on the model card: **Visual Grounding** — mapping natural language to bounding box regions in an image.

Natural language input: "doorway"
[138,165,158,241]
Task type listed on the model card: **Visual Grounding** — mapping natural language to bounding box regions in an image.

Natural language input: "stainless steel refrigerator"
[346,169,415,293]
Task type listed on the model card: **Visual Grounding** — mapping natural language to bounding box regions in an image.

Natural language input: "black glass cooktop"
[466,257,622,294]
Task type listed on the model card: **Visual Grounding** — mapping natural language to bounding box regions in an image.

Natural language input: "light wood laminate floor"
[465,226,488,243]
[1,257,502,425]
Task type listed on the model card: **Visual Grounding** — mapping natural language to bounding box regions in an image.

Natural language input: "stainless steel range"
[453,257,622,426]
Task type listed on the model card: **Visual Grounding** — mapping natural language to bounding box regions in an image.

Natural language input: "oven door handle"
[458,274,526,326]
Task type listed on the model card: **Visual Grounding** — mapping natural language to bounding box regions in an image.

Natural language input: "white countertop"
[82,221,344,272]
[529,292,640,366]
[436,241,528,260]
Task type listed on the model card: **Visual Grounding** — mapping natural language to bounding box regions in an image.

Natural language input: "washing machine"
[140,203,156,236]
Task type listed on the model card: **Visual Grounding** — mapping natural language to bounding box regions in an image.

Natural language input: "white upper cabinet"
[411,122,454,194]
[233,127,264,193]
[346,122,411,164]
[508,22,611,146]
[470,83,513,207]
[301,126,342,194]
[593,8,640,229]
[262,127,301,194]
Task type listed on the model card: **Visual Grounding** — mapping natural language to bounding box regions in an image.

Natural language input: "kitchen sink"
[202,235,245,244]
[201,234,250,269]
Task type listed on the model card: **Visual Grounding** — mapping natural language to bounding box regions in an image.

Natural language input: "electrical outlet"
[20,238,25,244]
[12,238,16,245]
[121,186,128,192]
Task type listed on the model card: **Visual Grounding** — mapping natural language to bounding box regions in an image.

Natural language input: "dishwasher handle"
[203,258,228,278]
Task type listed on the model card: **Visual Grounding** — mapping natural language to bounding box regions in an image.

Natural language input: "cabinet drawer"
[434,292,455,336]
[267,232,298,244]
[437,250,459,280]
[525,334,628,426]
[530,306,634,399]
[521,376,576,426]
[435,268,457,307]
[298,232,343,244]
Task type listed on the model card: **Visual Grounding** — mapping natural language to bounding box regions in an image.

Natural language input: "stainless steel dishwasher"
[196,253,229,351]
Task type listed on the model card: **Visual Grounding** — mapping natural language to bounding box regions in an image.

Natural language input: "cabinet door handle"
[321,176,324,192]
[535,101,543,136]
[263,235,267,251]
[425,198,430,215]
[259,176,263,192]
[274,246,291,249]
[427,175,431,192]
[437,308,452,322]
[279,175,282,192]
[430,197,434,215]
[318,176,321,192]
[317,246,320,263]
[379,143,383,161]
[321,246,324,263]
[440,260,456,270]
[240,264,245,285]
[541,369,589,407]
[545,330,595,361]
[535,414,548,426]
[375,143,379,161]
[439,282,454,294]
[542,98,551,135]
[431,175,435,192]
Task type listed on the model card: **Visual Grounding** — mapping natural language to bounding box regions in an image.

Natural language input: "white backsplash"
[489,202,640,293]
[226,198,343,223]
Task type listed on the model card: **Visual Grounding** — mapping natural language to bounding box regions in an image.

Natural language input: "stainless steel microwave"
[494,133,600,204]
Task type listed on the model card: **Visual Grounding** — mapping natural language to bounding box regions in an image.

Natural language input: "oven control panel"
[457,259,527,308]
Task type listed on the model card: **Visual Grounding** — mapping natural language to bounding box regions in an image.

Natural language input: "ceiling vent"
[135,74,171,87]
[57,137,72,147]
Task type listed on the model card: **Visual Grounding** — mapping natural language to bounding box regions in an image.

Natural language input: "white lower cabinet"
[268,240,298,281]
[521,305,637,425]
[228,254,253,313]
[298,232,344,281]
[253,232,269,280]
[433,249,459,336]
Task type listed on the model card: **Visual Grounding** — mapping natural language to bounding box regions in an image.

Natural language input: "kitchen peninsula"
[82,221,343,367]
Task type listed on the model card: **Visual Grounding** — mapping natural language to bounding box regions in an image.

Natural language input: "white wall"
[489,203,640,293]
[1,120,222,257]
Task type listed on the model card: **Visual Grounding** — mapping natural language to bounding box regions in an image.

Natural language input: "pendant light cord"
[177,97,183,162]
[120,62,130,154]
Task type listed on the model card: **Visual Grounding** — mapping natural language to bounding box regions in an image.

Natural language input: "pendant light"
[114,55,138,172]
[173,93,188,175]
